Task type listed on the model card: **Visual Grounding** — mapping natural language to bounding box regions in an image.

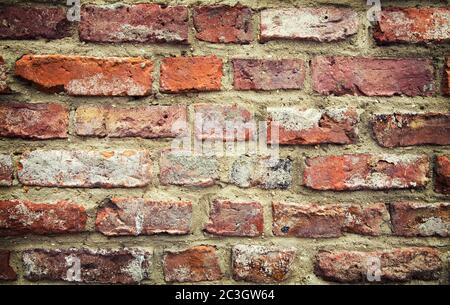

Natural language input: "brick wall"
[0,0,449,284]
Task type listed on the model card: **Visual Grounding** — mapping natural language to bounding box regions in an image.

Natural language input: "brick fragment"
[96,198,192,236]
[0,56,10,93]
[445,58,450,96]
[435,156,450,194]
[15,55,153,96]
[163,246,222,282]
[0,250,16,281]
[0,154,13,186]
[18,149,152,188]
[304,154,429,191]
[232,245,295,283]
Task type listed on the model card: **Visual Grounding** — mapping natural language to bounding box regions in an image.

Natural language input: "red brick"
[204,199,263,237]
[390,202,449,237]
[159,150,218,187]
[160,56,222,93]
[193,5,253,43]
[163,246,222,282]
[96,198,192,236]
[18,149,152,188]
[273,202,388,238]
[15,55,153,96]
[79,4,188,44]
[304,154,429,191]
[371,113,450,147]
[315,247,442,283]
[194,104,254,141]
[267,107,358,145]
[445,58,450,96]
[75,105,187,138]
[0,6,71,40]
[23,248,151,284]
[373,8,450,44]
[0,200,86,236]
[435,156,450,194]
[261,7,358,42]
[312,56,434,96]
[232,245,296,283]
[0,154,13,186]
[230,156,292,189]
[0,250,16,281]
[0,102,68,139]
[0,56,10,93]
[233,59,305,90]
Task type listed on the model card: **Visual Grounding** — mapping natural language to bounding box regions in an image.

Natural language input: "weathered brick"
[312,56,434,96]
[160,56,222,93]
[163,246,222,282]
[371,113,450,147]
[0,102,68,139]
[373,8,450,44]
[304,154,429,191]
[159,150,218,187]
[0,56,10,93]
[194,104,254,141]
[0,154,13,186]
[260,7,358,42]
[232,245,296,283]
[96,198,192,236]
[445,58,450,96]
[15,55,153,96]
[267,107,358,145]
[273,202,388,238]
[0,6,71,40]
[18,149,152,188]
[75,105,187,138]
[435,156,450,194]
[390,202,449,237]
[23,248,151,284]
[79,4,188,44]
[315,247,442,283]
[230,156,292,189]
[204,199,263,237]
[0,250,16,281]
[193,5,253,43]
[0,200,86,236]
[232,59,305,90]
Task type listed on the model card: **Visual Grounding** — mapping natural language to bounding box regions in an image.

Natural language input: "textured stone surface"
[160,56,222,93]
[75,105,187,138]
[0,6,71,40]
[371,113,450,147]
[204,199,263,237]
[79,4,188,44]
[163,246,222,282]
[194,103,254,141]
[0,250,16,281]
[18,150,152,188]
[390,202,449,237]
[193,5,253,43]
[0,56,10,93]
[315,248,442,283]
[159,150,218,187]
[267,107,358,145]
[23,248,151,284]
[96,198,192,236]
[272,202,388,237]
[0,102,68,139]
[0,200,86,236]
[373,8,450,44]
[260,7,358,42]
[232,59,305,90]
[232,245,296,283]
[312,56,434,96]
[435,156,450,194]
[15,55,153,96]
[304,154,429,191]
[0,154,13,186]
[229,156,292,189]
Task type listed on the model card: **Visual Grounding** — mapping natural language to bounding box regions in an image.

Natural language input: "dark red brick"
[0,250,16,281]
[435,156,450,194]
